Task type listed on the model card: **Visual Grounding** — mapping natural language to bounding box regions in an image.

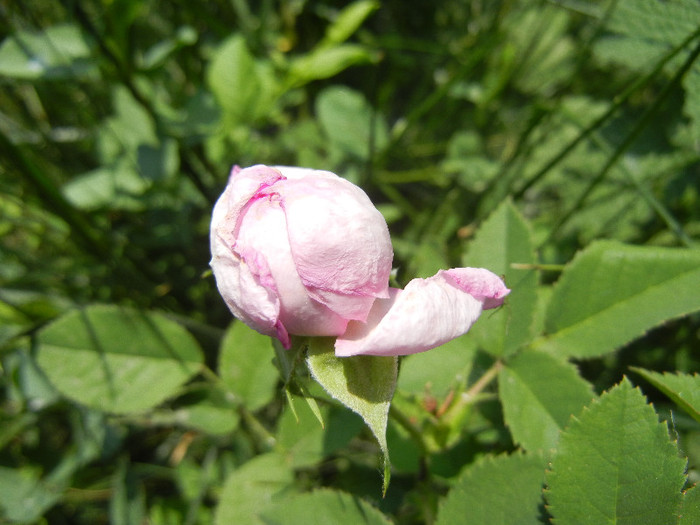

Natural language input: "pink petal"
[274,168,393,320]
[334,268,510,357]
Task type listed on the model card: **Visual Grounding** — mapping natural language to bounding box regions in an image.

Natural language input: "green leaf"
[503,6,576,95]
[207,35,276,124]
[173,385,240,435]
[306,337,397,495]
[35,305,203,414]
[534,241,700,358]
[276,398,362,469]
[0,466,61,523]
[499,350,595,453]
[320,1,380,48]
[397,335,477,398]
[436,452,547,525]
[316,86,388,159]
[219,321,278,411]
[595,0,700,71]
[63,160,151,211]
[680,484,700,525]
[0,24,98,80]
[96,86,158,163]
[287,44,377,87]
[261,489,392,525]
[631,368,700,423]
[593,0,700,143]
[213,453,294,525]
[546,378,687,525]
[465,199,538,357]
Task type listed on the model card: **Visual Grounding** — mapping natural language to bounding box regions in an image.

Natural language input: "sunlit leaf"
[287,44,377,87]
[534,241,700,358]
[499,350,595,452]
[680,484,700,525]
[207,35,277,124]
[219,321,278,411]
[213,453,294,525]
[465,199,538,357]
[436,452,547,525]
[306,337,397,495]
[316,86,388,159]
[321,1,380,48]
[631,368,700,423]
[36,305,203,414]
[546,378,687,525]
[0,24,97,79]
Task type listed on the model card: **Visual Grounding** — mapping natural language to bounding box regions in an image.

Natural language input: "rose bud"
[210,165,394,349]
[210,165,510,356]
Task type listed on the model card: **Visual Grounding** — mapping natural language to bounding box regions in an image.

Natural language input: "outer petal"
[211,165,285,250]
[210,165,290,346]
[274,167,393,320]
[334,268,510,357]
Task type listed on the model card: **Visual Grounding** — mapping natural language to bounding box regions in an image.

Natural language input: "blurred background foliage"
[1,0,699,523]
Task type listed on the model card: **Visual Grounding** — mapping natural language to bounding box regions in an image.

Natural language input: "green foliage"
[436,452,547,525]
[1,0,699,523]
[307,337,397,495]
[535,241,700,358]
[631,368,700,423]
[546,378,688,525]
[499,350,595,453]
[465,199,538,357]
[218,321,278,412]
[213,452,294,525]
[35,305,203,414]
[262,488,393,525]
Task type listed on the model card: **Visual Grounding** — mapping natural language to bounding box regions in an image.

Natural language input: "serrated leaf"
[465,199,538,357]
[219,321,278,411]
[436,452,547,525]
[261,488,392,525]
[546,378,687,525]
[213,453,294,525]
[534,241,700,358]
[499,350,595,453]
[593,0,700,144]
[631,368,700,423]
[35,305,203,414]
[306,337,397,495]
[680,484,700,525]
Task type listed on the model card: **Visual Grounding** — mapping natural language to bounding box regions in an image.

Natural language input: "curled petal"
[334,268,510,357]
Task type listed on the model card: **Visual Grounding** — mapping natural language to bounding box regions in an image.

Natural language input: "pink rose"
[210,165,510,356]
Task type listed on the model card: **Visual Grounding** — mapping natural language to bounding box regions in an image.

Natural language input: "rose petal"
[275,167,393,319]
[334,268,510,357]
[235,193,350,340]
